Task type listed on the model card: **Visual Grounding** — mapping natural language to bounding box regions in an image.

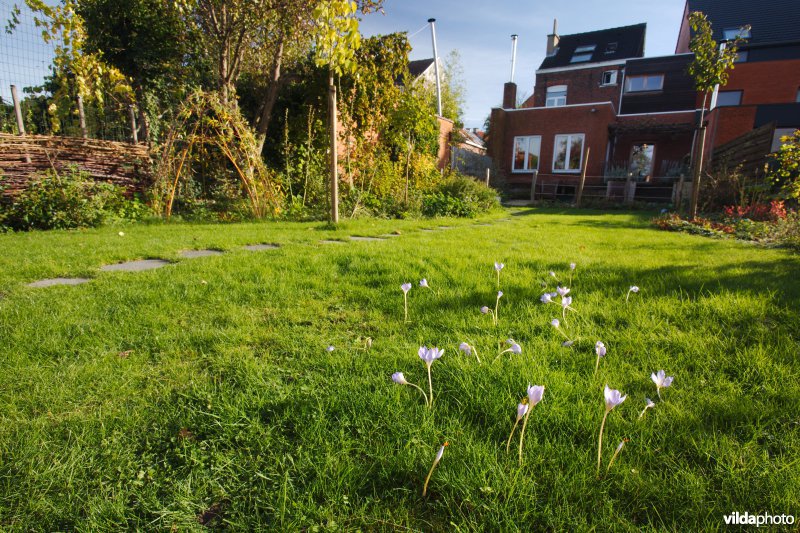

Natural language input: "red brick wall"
[706,105,757,149]
[532,66,623,108]
[722,59,800,104]
[491,103,616,187]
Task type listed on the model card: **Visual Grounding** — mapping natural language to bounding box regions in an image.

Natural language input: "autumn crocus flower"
[557,286,570,297]
[494,262,504,288]
[651,370,674,400]
[494,339,521,362]
[459,342,481,364]
[419,346,444,405]
[550,318,573,343]
[326,345,335,353]
[422,442,449,496]
[391,371,429,406]
[506,399,528,453]
[638,398,656,419]
[626,285,639,303]
[594,341,606,375]
[540,293,553,304]
[597,385,627,476]
[401,282,412,321]
[419,278,430,289]
[517,385,545,464]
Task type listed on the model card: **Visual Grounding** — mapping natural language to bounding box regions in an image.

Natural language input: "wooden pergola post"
[575,146,590,207]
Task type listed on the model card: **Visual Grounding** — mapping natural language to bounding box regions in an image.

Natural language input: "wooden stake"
[129,105,139,144]
[77,95,88,139]
[530,169,538,203]
[328,72,339,223]
[576,146,591,207]
[690,127,706,219]
[10,85,31,163]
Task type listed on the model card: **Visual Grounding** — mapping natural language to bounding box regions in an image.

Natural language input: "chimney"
[503,82,517,109]
[546,18,559,56]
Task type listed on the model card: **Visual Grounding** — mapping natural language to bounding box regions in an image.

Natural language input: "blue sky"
[360,0,688,128]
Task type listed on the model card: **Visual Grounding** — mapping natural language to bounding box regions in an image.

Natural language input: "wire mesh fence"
[0,0,134,141]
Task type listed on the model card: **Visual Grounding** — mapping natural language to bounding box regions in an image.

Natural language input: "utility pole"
[428,18,442,117]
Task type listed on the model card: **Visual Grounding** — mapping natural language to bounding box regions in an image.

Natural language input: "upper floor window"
[546,85,567,107]
[512,136,541,172]
[717,90,742,107]
[553,134,585,172]
[735,50,748,63]
[605,42,618,54]
[723,27,751,41]
[570,45,596,63]
[624,74,664,93]
[601,70,618,86]
[796,88,800,103]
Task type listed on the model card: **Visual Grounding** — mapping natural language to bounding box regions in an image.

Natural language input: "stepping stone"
[420,228,436,232]
[27,277,91,288]
[349,236,386,242]
[100,259,170,272]
[475,223,492,226]
[438,226,454,229]
[320,239,345,244]
[380,234,402,238]
[244,244,280,251]
[179,249,224,258]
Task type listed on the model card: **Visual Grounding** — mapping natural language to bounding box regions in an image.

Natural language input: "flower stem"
[606,440,627,473]
[518,409,531,465]
[404,293,408,322]
[506,418,521,453]
[494,297,500,326]
[408,383,429,407]
[493,348,511,363]
[427,364,433,406]
[625,291,631,303]
[422,458,440,497]
[472,345,482,364]
[594,354,601,376]
[597,410,609,477]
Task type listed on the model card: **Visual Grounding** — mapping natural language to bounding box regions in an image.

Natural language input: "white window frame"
[629,143,655,178]
[624,74,664,93]
[545,85,567,107]
[512,136,541,173]
[552,134,585,173]
[601,70,618,86]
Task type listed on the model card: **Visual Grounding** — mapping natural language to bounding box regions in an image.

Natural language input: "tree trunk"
[689,92,709,219]
[328,71,339,223]
[254,37,285,154]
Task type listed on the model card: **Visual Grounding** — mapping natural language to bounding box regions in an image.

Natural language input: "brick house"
[676,0,800,160]
[489,0,800,201]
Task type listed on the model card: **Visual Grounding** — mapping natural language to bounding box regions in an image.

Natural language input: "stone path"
[26,221,501,288]
[27,278,91,288]
[100,259,171,272]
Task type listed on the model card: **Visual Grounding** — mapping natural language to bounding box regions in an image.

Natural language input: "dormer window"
[723,26,751,41]
[605,42,618,54]
[570,45,596,63]
[624,74,664,93]
[546,85,567,107]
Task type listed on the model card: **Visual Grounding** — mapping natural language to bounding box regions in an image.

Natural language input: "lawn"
[0,209,798,530]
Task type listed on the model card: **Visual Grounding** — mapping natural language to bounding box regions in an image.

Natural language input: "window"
[601,70,618,86]
[570,44,596,63]
[605,42,618,54]
[735,50,748,63]
[629,144,655,178]
[512,136,541,172]
[717,90,742,107]
[723,26,751,41]
[545,85,567,107]
[624,74,664,93]
[796,88,800,103]
[553,134,585,172]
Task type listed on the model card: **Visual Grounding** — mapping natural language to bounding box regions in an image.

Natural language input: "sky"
[359,0,688,129]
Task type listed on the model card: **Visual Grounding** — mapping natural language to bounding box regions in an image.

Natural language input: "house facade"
[489,0,800,201]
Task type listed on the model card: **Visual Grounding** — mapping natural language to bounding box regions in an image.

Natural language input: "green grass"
[0,209,798,530]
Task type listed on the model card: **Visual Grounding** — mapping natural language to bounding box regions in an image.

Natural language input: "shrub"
[723,200,787,222]
[422,175,499,218]
[2,167,146,231]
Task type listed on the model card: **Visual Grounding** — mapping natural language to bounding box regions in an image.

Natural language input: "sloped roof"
[409,58,435,78]
[686,0,800,46]
[538,23,646,70]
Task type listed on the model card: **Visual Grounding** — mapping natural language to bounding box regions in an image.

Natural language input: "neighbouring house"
[676,0,800,173]
[489,0,800,203]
